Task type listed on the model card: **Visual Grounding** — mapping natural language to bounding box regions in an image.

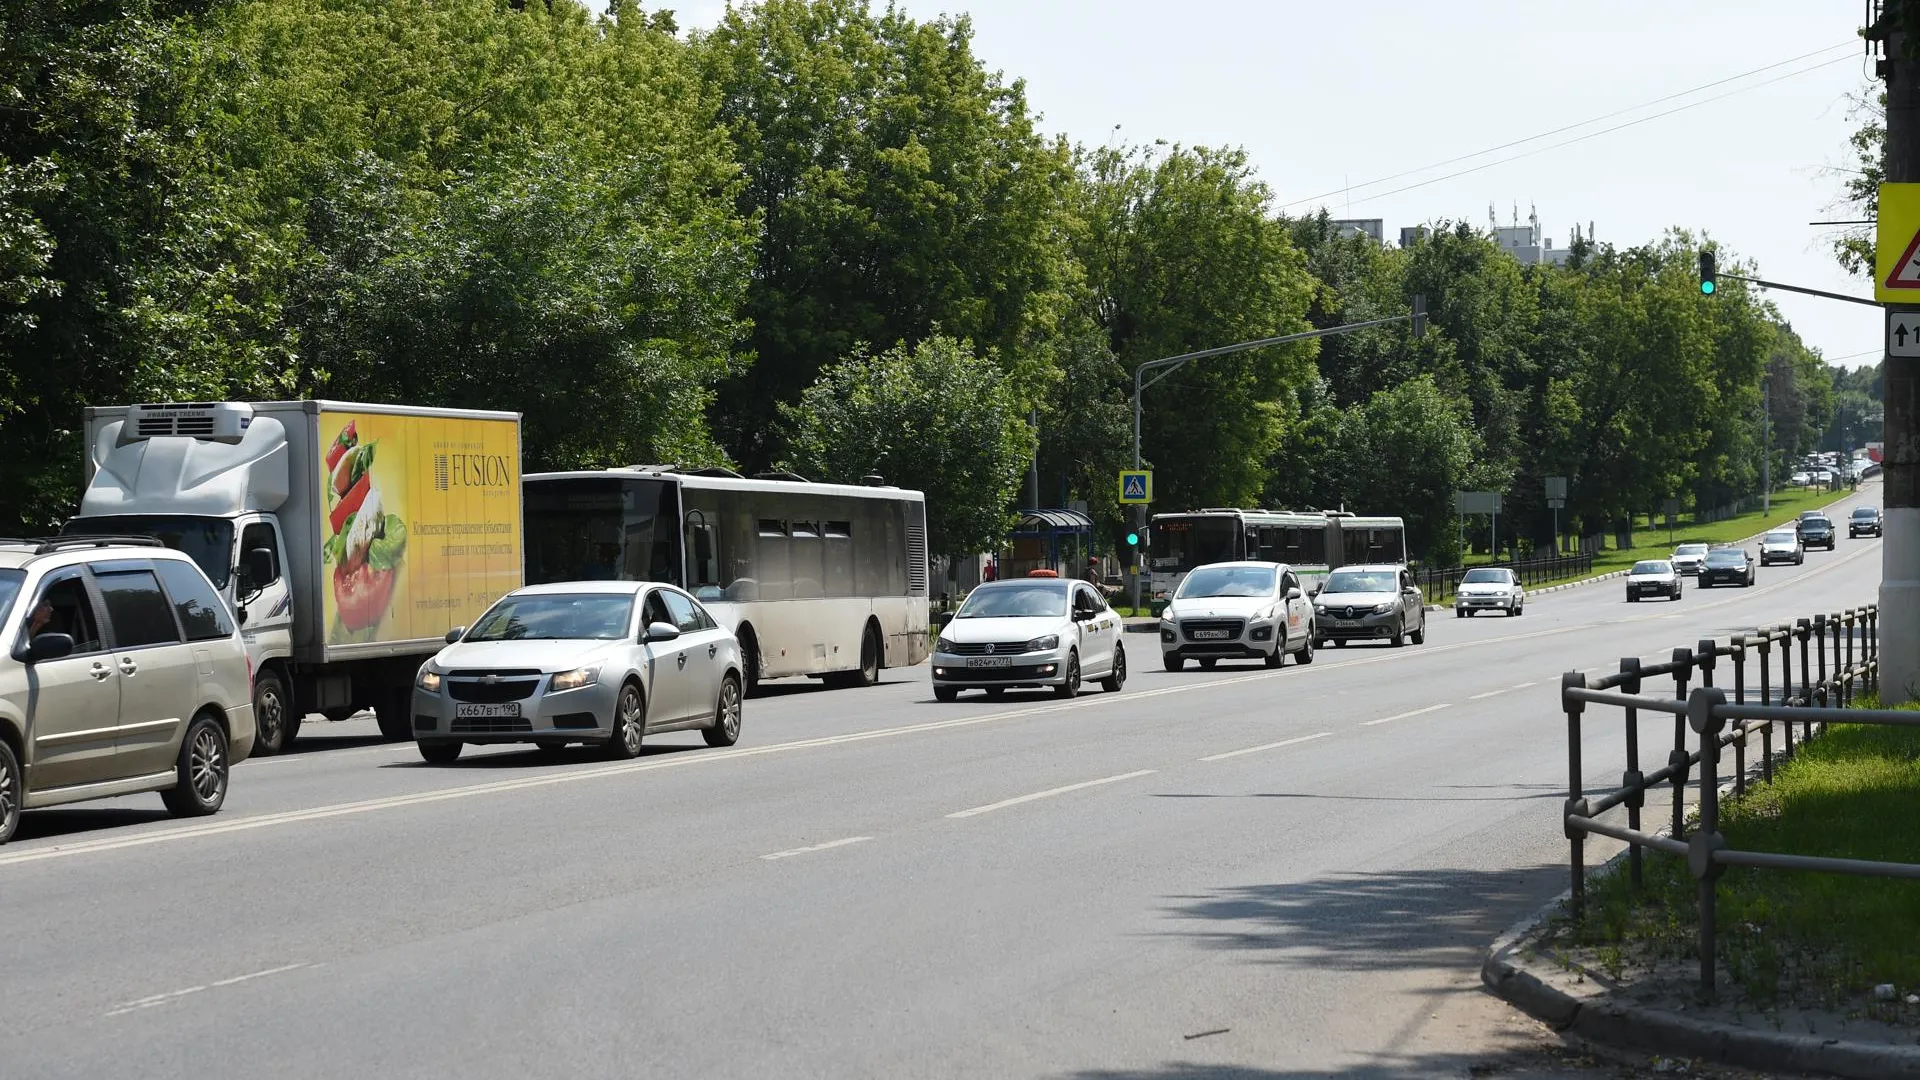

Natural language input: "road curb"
[1483,897,1920,1078]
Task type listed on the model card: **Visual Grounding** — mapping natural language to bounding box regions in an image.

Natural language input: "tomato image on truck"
[69,401,522,751]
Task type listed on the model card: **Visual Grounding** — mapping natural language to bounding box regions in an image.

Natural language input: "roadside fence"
[1415,551,1595,605]
[1558,604,1918,997]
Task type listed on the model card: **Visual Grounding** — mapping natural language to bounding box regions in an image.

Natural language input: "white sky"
[655,1,1881,368]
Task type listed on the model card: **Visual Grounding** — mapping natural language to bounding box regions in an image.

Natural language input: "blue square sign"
[1118,469,1152,504]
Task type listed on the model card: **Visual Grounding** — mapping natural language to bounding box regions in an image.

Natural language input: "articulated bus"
[1146,509,1407,605]
[523,467,930,693]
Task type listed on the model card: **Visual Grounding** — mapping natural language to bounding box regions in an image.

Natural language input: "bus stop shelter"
[1002,508,1095,580]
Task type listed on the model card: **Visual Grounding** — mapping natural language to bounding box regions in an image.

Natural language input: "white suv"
[0,537,255,844]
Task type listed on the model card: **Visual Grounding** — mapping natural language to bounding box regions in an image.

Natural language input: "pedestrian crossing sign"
[1876,183,1920,302]
[1118,470,1152,504]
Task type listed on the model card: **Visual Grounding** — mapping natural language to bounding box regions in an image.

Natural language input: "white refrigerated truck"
[68,401,523,752]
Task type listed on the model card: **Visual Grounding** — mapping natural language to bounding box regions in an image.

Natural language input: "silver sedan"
[411,581,744,764]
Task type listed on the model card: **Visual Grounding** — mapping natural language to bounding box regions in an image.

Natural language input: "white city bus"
[1146,509,1407,604]
[523,467,930,693]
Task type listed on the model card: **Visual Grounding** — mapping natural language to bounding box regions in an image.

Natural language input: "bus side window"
[825,521,853,598]
[757,519,791,601]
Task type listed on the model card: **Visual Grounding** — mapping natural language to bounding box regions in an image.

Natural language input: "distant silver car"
[1758,528,1803,566]
[1669,543,1708,576]
[412,581,743,764]
[1313,564,1426,648]
[1454,567,1524,618]
[1626,560,1681,602]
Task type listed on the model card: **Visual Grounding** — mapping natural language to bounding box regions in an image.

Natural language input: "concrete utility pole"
[1881,2,1920,702]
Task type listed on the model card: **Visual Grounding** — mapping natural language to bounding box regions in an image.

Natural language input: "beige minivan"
[0,537,255,844]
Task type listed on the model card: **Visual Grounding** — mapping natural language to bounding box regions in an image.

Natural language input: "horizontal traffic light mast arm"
[1720,273,1881,308]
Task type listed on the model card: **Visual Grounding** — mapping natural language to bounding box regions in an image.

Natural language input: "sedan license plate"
[454,703,521,719]
[1192,629,1232,640]
[965,656,1014,668]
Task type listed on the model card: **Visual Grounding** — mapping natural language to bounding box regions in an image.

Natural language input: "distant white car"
[1159,561,1315,670]
[1790,471,1812,486]
[1670,542,1708,575]
[1758,528,1804,566]
[1454,567,1524,617]
[932,576,1125,700]
[1626,560,1682,602]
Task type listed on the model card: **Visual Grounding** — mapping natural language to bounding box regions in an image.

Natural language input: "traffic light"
[1698,250,1717,295]
[1126,531,1140,548]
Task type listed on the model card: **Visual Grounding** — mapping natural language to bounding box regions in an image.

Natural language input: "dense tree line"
[0,0,1859,561]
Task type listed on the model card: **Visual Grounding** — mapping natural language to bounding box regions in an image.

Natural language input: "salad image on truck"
[67,401,522,752]
[322,421,410,635]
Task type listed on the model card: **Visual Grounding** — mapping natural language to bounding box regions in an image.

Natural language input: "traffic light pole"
[1127,301,1426,614]
[1878,1,1920,703]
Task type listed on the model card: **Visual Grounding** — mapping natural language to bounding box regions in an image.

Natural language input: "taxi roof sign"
[1876,183,1920,302]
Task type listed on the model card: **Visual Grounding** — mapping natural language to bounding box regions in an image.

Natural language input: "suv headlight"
[548,666,601,693]
[1027,634,1060,652]
[936,635,955,653]
[417,666,443,692]
[1372,602,1395,614]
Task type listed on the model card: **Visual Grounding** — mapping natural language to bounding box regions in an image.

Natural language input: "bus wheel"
[738,627,763,698]
[830,625,882,689]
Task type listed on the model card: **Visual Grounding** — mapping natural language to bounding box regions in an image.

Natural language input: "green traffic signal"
[1700,279,1715,295]
[1126,532,1139,547]
[1698,250,1716,295]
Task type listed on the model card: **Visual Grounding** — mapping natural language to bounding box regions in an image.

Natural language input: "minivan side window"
[22,574,105,654]
[95,569,184,648]
[154,561,236,642]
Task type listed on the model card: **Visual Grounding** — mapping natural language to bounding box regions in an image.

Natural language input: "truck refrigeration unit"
[68,401,524,753]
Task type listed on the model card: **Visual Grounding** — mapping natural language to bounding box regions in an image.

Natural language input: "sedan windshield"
[1705,551,1747,567]
[957,584,1068,619]
[1674,544,1707,556]
[1764,530,1797,543]
[1461,569,1510,585]
[1631,561,1671,575]
[1177,565,1276,598]
[1324,570,1396,593]
[465,594,634,641]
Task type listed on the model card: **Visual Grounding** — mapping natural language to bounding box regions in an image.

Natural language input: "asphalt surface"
[0,486,1883,1080]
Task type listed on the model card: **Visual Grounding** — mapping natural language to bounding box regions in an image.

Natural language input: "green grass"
[1558,700,1920,1008]
[1582,486,1845,578]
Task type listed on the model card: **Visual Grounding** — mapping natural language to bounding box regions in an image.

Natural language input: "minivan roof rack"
[34,535,166,555]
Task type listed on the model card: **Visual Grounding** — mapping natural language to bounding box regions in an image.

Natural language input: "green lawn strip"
[1553,702,1920,1011]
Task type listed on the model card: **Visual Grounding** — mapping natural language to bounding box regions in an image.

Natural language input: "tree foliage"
[781,335,1034,556]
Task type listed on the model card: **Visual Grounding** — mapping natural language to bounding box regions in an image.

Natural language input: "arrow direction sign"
[1890,311,1920,358]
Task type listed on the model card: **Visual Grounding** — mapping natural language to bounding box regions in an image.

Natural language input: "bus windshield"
[1148,517,1240,573]
[524,478,681,586]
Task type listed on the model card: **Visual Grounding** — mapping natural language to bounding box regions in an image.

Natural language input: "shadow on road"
[1048,1043,1673,1078]
[12,806,172,843]
[1158,864,1566,974]
[379,742,708,769]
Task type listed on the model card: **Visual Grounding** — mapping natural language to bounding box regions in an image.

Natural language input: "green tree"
[697,0,1076,468]
[781,335,1035,556]
[1324,376,1481,565]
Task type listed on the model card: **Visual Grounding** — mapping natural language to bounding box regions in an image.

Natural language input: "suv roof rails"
[33,535,166,555]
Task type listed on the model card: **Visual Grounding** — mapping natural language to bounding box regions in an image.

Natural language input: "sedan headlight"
[1372,602,1396,614]
[416,667,443,692]
[548,666,601,693]
[1026,634,1060,652]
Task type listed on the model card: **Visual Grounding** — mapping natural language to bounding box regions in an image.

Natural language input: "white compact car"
[1669,543,1708,576]
[1758,528,1803,566]
[412,581,743,763]
[1453,567,1524,617]
[1159,561,1314,670]
[931,576,1125,700]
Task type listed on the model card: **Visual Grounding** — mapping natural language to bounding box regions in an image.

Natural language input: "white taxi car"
[931,575,1125,701]
[1159,561,1314,670]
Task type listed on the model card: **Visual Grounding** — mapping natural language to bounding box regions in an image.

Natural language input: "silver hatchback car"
[0,537,255,844]
[411,581,744,764]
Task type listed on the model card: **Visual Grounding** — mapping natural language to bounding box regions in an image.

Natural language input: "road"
[0,488,1882,1080]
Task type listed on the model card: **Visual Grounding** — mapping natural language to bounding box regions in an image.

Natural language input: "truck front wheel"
[373,688,412,741]
[252,668,295,756]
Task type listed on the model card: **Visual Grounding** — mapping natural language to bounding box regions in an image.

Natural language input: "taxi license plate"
[1192,630,1232,640]
[455,703,521,719]
[965,656,1014,668]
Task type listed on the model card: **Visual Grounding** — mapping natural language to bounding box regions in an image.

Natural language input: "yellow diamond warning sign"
[1876,183,1920,302]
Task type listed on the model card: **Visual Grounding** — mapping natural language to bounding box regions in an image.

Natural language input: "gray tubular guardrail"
[1560,604,1884,997]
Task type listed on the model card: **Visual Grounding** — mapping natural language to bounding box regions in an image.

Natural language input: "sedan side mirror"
[446,626,465,644]
[24,632,74,663]
[1285,586,1303,600]
[645,621,682,644]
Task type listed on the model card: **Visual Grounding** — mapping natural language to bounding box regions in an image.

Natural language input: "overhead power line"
[1280,41,1858,212]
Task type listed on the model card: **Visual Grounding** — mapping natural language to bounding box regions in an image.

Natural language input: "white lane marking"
[105,963,310,1017]
[760,836,873,861]
[1467,682,1537,701]
[5,537,1882,869]
[1359,704,1452,727]
[1199,732,1334,762]
[946,770,1157,819]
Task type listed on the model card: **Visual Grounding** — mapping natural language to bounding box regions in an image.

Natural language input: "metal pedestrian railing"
[1559,604,1914,996]
[1416,551,1595,605]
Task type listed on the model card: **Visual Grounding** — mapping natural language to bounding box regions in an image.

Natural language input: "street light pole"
[1126,301,1427,613]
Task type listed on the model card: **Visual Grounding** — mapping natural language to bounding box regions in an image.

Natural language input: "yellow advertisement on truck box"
[318,409,521,647]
